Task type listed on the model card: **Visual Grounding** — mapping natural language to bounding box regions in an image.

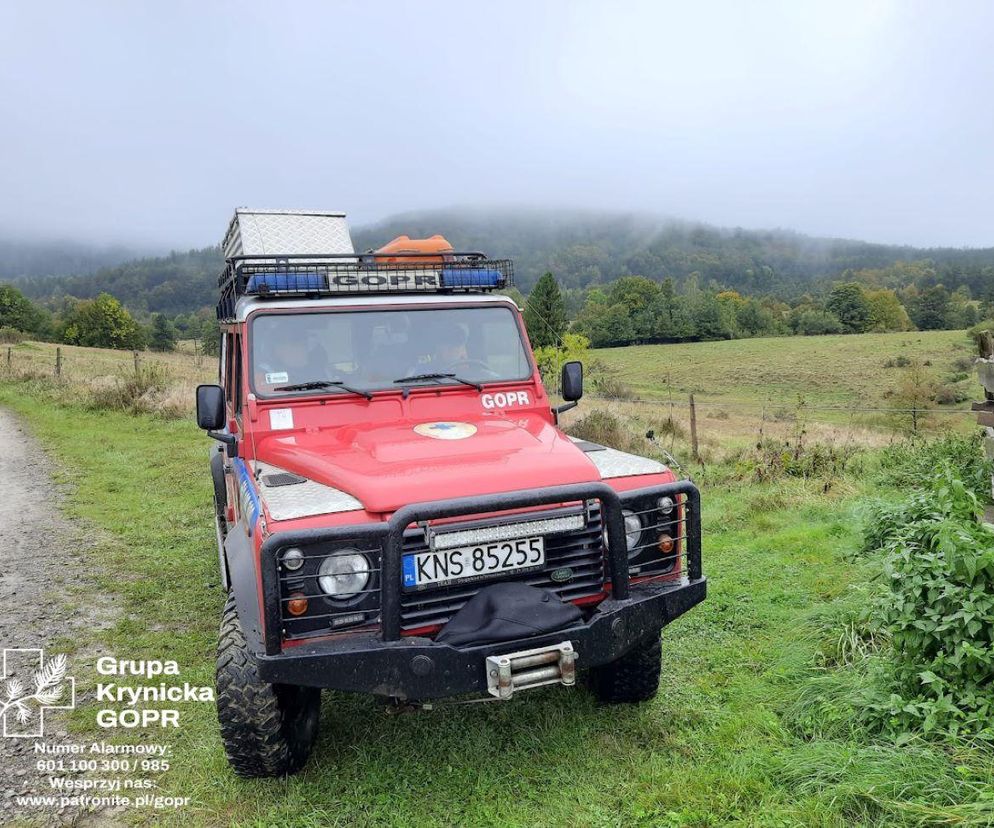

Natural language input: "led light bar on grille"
[428,514,586,551]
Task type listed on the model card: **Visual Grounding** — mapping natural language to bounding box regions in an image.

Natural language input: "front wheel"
[215,592,321,777]
[588,634,662,704]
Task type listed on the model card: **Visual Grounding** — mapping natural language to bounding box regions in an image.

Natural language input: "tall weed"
[876,433,992,502]
[863,467,994,738]
[88,363,173,416]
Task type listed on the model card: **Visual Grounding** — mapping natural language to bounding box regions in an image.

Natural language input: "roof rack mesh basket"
[216,252,514,321]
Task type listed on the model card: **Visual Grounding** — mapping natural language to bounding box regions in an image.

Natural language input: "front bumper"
[250,478,705,699]
[256,575,706,699]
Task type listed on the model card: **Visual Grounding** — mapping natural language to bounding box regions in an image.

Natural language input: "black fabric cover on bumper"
[434,582,583,647]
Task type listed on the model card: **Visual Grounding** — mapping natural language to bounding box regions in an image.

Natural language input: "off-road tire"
[215,592,321,777]
[588,634,662,704]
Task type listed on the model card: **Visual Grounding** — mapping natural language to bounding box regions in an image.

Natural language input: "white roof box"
[221,208,355,260]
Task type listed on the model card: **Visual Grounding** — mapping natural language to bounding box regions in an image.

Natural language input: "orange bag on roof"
[374,234,454,263]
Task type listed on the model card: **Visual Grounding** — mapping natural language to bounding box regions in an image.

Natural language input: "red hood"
[254,413,600,514]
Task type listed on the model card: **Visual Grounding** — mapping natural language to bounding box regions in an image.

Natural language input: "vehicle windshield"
[251,305,532,396]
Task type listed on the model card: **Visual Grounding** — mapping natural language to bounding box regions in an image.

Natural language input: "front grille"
[399,505,606,633]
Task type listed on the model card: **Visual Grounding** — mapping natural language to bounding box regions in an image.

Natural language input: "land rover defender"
[197,209,706,777]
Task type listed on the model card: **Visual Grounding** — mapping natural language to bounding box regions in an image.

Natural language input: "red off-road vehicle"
[197,209,706,777]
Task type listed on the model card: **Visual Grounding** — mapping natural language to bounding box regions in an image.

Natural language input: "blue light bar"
[440,268,503,288]
[246,272,326,293]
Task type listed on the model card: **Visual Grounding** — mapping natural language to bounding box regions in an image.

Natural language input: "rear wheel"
[588,634,662,704]
[215,592,321,777]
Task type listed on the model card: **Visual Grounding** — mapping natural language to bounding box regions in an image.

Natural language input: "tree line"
[11,209,994,319]
[0,284,218,353]
[3,208,993,355]
[523,270,986,350]
[0,268,986,359]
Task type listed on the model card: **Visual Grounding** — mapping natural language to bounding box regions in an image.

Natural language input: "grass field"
[1,329,981,460]
[2,368,993,825]
[592,330,981,408]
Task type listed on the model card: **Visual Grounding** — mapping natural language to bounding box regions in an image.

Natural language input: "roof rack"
[216,251,514,321]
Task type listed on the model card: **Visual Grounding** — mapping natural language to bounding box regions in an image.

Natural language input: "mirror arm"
[552,400,578,424]
[208,430,239,458]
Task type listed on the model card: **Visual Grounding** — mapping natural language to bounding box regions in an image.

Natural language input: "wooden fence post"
[55,347,62,378]
[689,393,700,462]
[5,347,10,372]
[133,350,140,373]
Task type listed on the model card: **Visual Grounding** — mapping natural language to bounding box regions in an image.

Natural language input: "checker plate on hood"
[254,461,362,520]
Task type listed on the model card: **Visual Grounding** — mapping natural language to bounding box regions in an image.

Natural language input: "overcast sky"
[1,1,992,249]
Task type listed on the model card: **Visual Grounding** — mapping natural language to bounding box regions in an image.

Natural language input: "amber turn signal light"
[658,534,675,554]
[287,593,309,616]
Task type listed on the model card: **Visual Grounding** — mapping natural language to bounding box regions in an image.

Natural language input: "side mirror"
[561,361,584,402]
[196,384,226,431]
[554,361,583,422]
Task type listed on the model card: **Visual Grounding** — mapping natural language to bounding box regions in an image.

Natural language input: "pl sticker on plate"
[414,422,478,440]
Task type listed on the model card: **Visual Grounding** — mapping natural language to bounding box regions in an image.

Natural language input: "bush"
[88,363,171,415]
[743,438,862,483]
[589,372,636,400]
[0,326,24,344]
[532,333,590,391]
[568,409,638,453]
[876,433,992,503]
[795,309,844,336]
[862,468,994,738]
[934,383,970,405]
[951,354,976,372]
[60,293,146,350]
[883,354,912,368]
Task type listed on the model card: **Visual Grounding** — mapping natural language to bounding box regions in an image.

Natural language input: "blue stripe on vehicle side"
[234,458,260,535]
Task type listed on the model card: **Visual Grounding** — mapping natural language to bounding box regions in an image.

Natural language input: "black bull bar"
[253,480,705,696]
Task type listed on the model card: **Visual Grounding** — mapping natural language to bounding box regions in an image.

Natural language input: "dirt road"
[0,407,117,824]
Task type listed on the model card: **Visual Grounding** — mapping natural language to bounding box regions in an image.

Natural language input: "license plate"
[402,536,545,590]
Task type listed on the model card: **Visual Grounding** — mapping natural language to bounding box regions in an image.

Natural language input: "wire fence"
[582,394,976,415]
[0,341,981,456]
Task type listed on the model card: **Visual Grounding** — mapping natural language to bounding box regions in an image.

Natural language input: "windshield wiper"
[273,380,373,400]
[392,372,483,392]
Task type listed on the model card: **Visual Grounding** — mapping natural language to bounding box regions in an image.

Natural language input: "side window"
[224,333,236,409]
[218,331,228,385]
[232,335,243,417]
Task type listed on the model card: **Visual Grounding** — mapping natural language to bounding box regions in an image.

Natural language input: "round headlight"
[317,552,370,600]
[282,548,305,571]
[658,496,675,515]
[623,510,643,556]
[603,510,643,556]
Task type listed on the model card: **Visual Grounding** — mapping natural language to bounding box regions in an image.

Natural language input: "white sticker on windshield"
[265,371,289,384]
[270,408,294,430]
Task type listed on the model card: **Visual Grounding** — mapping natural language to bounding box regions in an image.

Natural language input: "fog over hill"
[0,236,151,280]
[8,208,994,316]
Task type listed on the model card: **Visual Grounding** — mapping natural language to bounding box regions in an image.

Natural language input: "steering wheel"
[447,359,500,379]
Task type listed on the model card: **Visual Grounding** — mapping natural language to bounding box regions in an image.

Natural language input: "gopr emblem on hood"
[413,422,478,440]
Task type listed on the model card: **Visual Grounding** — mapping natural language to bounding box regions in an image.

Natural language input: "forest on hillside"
[4,209,994,349]
[355,209,994,298]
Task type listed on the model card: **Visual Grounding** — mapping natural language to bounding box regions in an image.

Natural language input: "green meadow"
[3,330,993,825]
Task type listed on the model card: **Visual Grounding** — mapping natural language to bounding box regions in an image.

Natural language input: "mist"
[1,0,992,249]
